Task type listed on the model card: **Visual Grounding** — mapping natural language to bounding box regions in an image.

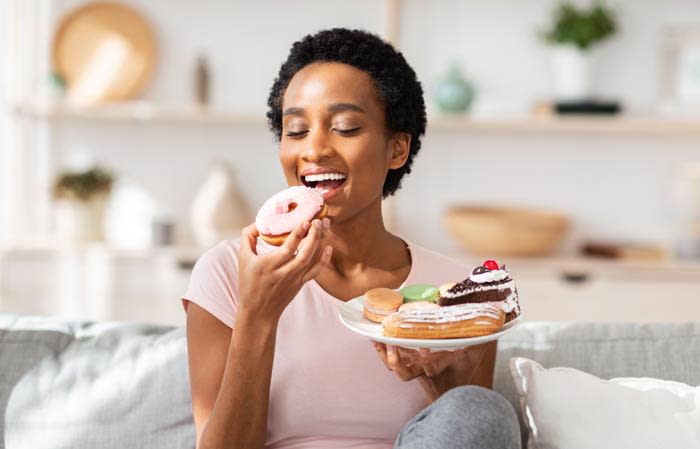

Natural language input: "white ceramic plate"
[339,295,522,351]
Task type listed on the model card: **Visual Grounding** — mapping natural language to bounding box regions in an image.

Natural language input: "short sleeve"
[181,240,241,328]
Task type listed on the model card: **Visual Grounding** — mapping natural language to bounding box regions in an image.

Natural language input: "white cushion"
[509,357,700,449]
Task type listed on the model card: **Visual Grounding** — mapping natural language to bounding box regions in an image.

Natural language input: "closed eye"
[285,130,308,137]
[335,127,360,135]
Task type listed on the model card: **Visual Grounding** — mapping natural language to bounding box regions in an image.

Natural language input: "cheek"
[278,147,298,181]
[349,143,391,186]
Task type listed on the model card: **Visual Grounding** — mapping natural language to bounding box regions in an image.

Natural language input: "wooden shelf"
[4,241,700,280]
[446,251,700,282]
[12,102,266,125]
[0,241,207,262]
[429,114,700,136]
[12,102,700,135]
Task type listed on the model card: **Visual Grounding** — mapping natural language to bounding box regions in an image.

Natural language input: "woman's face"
[279,62,409,222]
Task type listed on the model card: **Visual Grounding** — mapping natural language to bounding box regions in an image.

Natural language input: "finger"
[373,342,391,370]
[417,348,439,377]
[387,345,422,381]
[302,225,326,271]
[421,348,472,377]
[424,354,454,377]
[399,348,427,378]
[418,348,454,377]
[239,224,260,258]
[301,245,333,284]
[399,347,421,365]
[270,221,310,267]
[285,219,323,272]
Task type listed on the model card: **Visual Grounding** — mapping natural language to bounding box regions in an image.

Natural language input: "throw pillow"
[509,356,700,449]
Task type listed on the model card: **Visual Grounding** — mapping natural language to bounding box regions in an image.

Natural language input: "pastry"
[382,303,506,339]
[363,288,404,323]
[255,186,328,246]
[437,259,521,322]
[398,301,440,312]
[400,284,439,303]
[438,283,455,296]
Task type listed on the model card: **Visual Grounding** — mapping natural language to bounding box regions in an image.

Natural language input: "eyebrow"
[328,103,365,114]
[282,103,366,117]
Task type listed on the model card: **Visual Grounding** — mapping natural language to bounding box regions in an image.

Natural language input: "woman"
[183,28,521,449]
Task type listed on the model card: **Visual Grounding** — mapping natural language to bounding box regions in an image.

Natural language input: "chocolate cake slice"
[438,259,521,322]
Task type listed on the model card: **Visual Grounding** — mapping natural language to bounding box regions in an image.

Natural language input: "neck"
[325,198,400,275]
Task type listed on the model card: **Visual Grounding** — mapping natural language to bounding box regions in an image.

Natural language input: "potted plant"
[53,166,114,244]
[542,1,617,101]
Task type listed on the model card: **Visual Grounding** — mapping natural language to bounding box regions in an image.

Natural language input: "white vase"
[550,45,592,101]
[191,161,252,247]
[55,194,108,245]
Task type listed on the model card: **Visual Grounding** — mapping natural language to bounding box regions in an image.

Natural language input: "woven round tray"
[52,2,157,105]
[444,205,570,257]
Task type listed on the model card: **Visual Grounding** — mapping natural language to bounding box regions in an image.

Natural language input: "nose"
[301,129,336,163]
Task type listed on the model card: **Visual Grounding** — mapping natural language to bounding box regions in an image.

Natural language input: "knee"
[436,386,521,447]
[441,385,511,414]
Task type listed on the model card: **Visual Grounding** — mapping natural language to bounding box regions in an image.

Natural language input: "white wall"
[37,0,700,252]
[401,0,700,114]
[0,0,8,246]
[54,0,384,112]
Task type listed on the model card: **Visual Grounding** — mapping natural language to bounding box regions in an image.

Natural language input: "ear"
[387,132,411,170]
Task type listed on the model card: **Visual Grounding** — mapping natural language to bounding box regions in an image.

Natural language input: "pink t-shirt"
[182,238,469,449]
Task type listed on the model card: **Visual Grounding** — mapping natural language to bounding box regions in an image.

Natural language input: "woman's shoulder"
[182,240,243,328]
[194,239,241,272]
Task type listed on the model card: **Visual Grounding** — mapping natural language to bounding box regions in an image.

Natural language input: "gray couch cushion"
[494,321,700,447]
[0,314,195,449]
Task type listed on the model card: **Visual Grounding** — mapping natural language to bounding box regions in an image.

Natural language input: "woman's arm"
[188,303,278,449]
[187,220,331,449]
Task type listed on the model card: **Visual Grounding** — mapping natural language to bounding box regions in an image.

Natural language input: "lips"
[300,169,347,199]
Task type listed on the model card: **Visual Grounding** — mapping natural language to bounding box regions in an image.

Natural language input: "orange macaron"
[363,288,404,323]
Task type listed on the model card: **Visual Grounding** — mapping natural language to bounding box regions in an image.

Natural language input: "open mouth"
[301,172,347,195]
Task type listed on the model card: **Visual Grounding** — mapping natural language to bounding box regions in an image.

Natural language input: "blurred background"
[1,0,699,326]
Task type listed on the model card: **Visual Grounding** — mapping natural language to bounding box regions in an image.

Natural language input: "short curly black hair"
[267,28,427,198]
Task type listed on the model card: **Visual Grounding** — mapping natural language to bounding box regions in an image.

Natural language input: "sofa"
[1,313,699,449]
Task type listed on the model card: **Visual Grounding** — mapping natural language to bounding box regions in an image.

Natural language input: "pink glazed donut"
[255,186,327,246]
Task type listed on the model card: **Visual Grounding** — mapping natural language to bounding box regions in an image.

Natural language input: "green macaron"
[400,284,439,303]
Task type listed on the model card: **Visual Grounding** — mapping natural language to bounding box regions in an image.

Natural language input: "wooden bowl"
[444,206,570,257]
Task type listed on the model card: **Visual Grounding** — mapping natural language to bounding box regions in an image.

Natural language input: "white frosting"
[502,290,520,313]
[470,268,509,283]
[365,305,397,316]
[441,278,515,299]
[384,303,503,325]
[398,302,440,312]
[438,283,456,296]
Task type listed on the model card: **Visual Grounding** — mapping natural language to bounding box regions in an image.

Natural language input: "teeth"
[303,173,346,182]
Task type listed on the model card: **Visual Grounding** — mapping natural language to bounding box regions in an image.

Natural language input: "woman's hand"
[373,341,495,404]
[237,218,332,325]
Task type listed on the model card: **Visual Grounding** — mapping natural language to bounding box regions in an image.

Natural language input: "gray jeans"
[394,385,521,449]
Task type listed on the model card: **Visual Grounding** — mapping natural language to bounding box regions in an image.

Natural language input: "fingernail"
[324,246,333,256]
[303,221,310,231]
[314,220,321,229]
[323,218,330,229]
